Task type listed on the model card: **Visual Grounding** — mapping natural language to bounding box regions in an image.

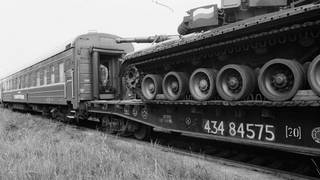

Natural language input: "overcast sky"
[0,0,220,79]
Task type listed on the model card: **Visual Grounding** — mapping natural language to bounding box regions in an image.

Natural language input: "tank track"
[124,3,320,65]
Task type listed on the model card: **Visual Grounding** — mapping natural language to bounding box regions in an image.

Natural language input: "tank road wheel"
[308,55,320,96]
[162,72,188,100]
[258,59,305,101]
[141,74,162,100]
[216,65,256,101]
[189,68,217,101]
[134,124,151,140]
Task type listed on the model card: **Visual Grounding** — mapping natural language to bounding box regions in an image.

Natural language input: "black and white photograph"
[0,0,320,179]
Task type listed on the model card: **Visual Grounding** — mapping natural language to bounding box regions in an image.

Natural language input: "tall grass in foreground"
[0,109,281,180]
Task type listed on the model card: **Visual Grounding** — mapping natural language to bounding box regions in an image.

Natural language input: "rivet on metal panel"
[185,117,192,126]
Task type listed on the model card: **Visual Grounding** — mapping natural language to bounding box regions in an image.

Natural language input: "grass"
[0,108,284,180]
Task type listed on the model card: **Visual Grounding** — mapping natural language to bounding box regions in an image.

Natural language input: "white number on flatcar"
[203,120,275,142]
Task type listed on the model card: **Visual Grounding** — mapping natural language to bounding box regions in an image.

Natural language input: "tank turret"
[116,35,178,44]
[177,0,314,35]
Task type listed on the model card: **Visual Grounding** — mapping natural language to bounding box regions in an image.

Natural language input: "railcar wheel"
[141,74,162,100]
[258,59,305,101]
[134,124,151,140]
[308,55,320,96]
[189,68,217,101]
[101,116,116,134]
[162,71,188,100]
[216,65,256,101]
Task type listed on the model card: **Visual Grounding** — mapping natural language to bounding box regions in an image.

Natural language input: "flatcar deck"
[145,99,320,107]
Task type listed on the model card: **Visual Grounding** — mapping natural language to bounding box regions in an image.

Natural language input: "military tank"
[119,0,320,104]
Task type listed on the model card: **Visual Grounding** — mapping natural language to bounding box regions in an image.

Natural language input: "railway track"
[69,118,320,180]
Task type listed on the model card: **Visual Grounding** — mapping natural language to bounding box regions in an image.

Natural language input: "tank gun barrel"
[116,35,178,44]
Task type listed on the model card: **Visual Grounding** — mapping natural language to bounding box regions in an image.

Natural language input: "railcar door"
[92,48,124,100]
[65,68,74,100]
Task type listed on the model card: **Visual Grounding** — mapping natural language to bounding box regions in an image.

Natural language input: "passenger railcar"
[0,33,133,117]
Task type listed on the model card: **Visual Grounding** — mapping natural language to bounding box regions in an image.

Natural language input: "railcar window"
[37,71,40,86]
[13,78,15,90]
[18,77,21,89]
[32,72,36,87]
[46,69,50,85]
[40,70,44,86]
[59,63,64,82]
[21,76,24,89]
[44,69,47,85]
[51,66,55,84]
[20,76,23,89]
[25,74,29,88]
